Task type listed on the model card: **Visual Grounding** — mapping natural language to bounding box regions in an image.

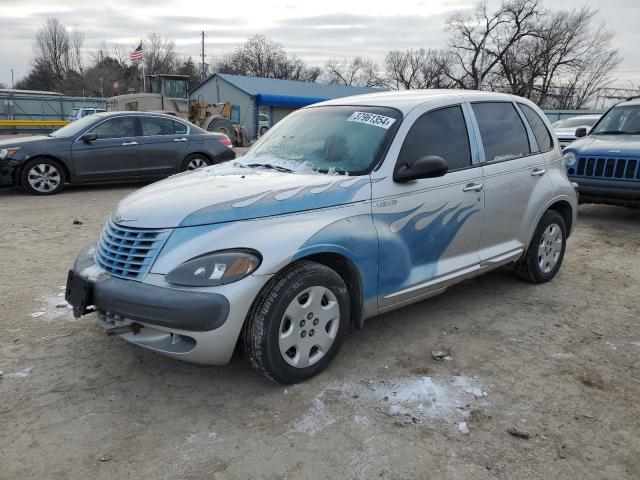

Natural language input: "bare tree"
[143,32,178,74]
[33,18,71,80]
[215,35,319,81]
[494,7,619,108]
[69,27,84,74]
[324,57,385,87]
[385,49,454,89]
[445,0,542,89]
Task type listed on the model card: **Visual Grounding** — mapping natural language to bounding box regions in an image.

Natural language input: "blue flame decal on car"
[376,202,479,295]
[180,177,383,226]
[296,201,480,302]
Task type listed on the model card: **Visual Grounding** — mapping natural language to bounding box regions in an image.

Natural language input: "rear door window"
[397,105,472,172]
[519,104,553,152]
[141,117,177,136]
[472,102,530,162]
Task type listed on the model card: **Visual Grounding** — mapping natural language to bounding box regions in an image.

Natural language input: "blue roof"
[193,73,389,108]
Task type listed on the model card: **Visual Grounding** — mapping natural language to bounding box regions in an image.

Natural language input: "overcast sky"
[1,0,639,89]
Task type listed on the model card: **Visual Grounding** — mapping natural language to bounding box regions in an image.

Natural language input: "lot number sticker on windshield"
[347,111,396,129]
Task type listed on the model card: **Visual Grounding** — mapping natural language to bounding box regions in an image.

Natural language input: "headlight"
[0,147,21,159]
[562,151,576,167]
[166,249,261,287]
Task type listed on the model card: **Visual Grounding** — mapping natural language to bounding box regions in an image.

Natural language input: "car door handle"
[462,183,484,192]
[121,141,137,146]
[531,168,546,176]
[173,138,188,142]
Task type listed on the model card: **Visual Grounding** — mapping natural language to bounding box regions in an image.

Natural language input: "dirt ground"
[1,174,639,479]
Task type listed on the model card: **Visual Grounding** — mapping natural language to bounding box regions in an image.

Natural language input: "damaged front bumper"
[65,245,266,365]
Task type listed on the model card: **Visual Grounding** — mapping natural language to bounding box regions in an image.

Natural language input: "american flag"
[130,43,143,61]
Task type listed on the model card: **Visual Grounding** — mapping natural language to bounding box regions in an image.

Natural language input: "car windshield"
[591,106,640,135]
[50,115,101,137]
[555,116,599,128]
[244,106,402,175]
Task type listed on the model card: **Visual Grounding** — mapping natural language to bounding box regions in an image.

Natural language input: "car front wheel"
[243,261,350,384]
[21,159,65,195]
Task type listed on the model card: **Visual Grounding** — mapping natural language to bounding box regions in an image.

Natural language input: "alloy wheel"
[27,163,61,193]
[186,157,208,170]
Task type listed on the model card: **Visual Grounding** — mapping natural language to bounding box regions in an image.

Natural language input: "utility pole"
[201,31,206,82]
[10,68,14,89]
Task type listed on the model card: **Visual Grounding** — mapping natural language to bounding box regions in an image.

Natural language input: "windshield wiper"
[593,130,630,135]
[244,163,293,173]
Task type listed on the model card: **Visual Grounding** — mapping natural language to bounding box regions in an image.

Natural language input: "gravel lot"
[1,172,639,479]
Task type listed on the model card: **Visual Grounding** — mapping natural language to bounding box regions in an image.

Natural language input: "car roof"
[615,97,640,107]
[309,89,521,114]
[91,111,186,120]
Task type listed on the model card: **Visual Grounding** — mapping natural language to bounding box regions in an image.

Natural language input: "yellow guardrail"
[0,120,69,127]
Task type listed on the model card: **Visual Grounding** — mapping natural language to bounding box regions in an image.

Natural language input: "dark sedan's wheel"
[260,126,268,136]
[21,159,65,195]
[181,154,211,171]
[242,261,350,384]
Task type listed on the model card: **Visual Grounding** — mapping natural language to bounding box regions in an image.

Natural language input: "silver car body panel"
[78,90,577,365]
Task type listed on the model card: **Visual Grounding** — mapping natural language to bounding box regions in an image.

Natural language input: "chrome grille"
[95,219,170,280]
[572,157,640,180]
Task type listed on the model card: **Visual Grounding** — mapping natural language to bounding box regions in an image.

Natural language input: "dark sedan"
[0,112,236,195]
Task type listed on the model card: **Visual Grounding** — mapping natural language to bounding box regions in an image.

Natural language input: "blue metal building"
[189,73,389,138]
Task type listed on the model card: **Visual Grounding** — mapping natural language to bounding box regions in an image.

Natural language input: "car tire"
[206,118,236,145]
[20,158,66,195]
[514,210,567,283]
[260,126,268,136]
[242,260,350,384]
[181,154,211,171]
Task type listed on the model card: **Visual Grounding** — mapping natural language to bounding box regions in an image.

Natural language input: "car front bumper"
[0,161,16,186]
[568,177,640,206]
[67,245,271,365]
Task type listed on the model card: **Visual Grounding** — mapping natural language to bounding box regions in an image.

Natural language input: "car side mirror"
[394,155,449,183]
[575,127,587,138]
[81,132,98,142]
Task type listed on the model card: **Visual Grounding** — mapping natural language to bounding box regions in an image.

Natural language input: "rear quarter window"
[472,102,530,162]
[519,104,553,152]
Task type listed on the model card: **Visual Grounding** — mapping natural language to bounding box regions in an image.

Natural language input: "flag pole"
[142,62,146,93]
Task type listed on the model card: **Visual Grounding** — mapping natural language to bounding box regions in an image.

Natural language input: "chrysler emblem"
[113,212,136,223]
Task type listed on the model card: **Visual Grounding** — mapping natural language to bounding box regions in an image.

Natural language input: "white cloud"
[1,0,638,88]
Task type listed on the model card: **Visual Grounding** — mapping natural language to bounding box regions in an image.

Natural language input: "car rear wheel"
[21,159,65,195]
[242,261,350,384]
[514,210,567,283]
[181,154,211,171]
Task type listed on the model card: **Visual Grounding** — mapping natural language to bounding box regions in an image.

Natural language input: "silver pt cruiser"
[66,90,578,384]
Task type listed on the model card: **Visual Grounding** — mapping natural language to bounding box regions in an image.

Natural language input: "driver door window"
[89,117,136,140]
[397,105,472,172]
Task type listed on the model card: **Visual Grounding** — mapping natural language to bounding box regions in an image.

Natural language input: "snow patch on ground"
[290,375,488,435]
[30,288,76,322]
[551,352,575,359]
[5,367,32,379]
[291,390,336,435]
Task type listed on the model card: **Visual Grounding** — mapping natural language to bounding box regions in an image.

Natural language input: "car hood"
[554,128,578,138]
[0,135,62,148]
[567,135,640,156]
[114,163,375,229]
